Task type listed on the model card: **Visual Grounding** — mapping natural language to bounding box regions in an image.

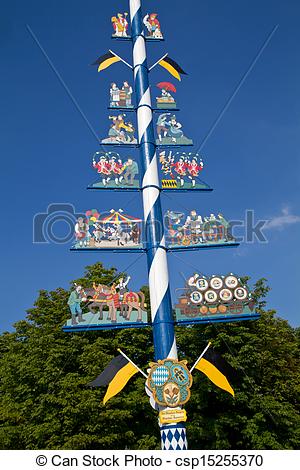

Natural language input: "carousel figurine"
[101,114,137,144]
[156,82,177,109]
[111,12,129,37]
[72,209,142,249]
[156,114,193,145]
[143,13,163,39]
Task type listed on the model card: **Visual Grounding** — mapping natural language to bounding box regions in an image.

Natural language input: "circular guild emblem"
[147,359,192,408]
[196,278,209,291]
[210,276,223,290]
[225,275,239,289]
[204,290,218,303]
[219,288,233,302]
[190,291,203,304]
[234,287,248,300]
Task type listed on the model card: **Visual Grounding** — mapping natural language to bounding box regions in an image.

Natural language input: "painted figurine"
[187,273,200,287]
[74,217,91,247]
[116,275,131,317]
[123,158,139,185]
[92,152,139,187]
[73,209,142,249]
[92,222,106,243]
[164,210,185,245]
[156,82,177,109]
[109,155,124,185]
[111,12,129,37]
[65,280,146,326]
[165,210,236,247]
[121,81,133,107]
[183,210,204,243]
[110,83,120,107]
[93,154,111,186]
[173,157,186,187]
[130,223,140,244]
[217,213,234,242]
[159,150,175,177]
[159,151,205,189]
[156,114,193,145]
[156,113,169,142]
[187,156,204,187]
[110,81,134,108]
[101,114,137,144]
[67,285,86,325]
[166,115,184,142]
[143,13,163,39]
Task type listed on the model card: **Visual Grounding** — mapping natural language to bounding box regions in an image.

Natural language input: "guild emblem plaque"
[147,358,192,408]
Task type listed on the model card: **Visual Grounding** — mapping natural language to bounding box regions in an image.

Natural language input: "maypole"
[129,0,187,450]
[63,0,261,453]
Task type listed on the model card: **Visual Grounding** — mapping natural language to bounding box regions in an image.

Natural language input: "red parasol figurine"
[156,82,177,93]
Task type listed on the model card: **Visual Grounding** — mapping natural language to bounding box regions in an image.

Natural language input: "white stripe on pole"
[139,87,151,106]
[142,155,160,187]
[149,249,169,317]
[169,337,178,360]
[137,107,153,142]
[129,0,140,19]
[142,188,160,222]
[133,36,146,63]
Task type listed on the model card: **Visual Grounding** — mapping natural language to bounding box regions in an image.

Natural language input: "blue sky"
[1,0,300,331]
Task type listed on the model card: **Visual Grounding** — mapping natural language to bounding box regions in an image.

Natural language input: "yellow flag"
[195,348,235,396]
[88,355,139,404]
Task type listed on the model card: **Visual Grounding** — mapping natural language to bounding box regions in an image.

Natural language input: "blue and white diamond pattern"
[161,425,188,450]
[152,366,169,386]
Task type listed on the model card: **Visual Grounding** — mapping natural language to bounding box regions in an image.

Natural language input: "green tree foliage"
[0,263,299,449]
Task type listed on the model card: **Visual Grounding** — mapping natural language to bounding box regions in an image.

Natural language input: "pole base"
[160,423,188,450]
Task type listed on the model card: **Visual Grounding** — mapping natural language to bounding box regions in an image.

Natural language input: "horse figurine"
[81,283,146,323]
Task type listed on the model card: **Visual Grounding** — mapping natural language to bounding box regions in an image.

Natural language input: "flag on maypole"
[157,55,187,81]
[192,343,235,396]
[88,352,142,404]
[92,51,121,71]
[92,50,132,72]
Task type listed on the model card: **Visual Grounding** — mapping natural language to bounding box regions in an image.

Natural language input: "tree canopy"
[0,262,299,450]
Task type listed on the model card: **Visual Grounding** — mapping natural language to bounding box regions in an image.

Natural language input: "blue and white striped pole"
[129,0,188,450]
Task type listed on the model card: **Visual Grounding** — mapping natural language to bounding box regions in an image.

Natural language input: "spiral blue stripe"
[130,2,143,38]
